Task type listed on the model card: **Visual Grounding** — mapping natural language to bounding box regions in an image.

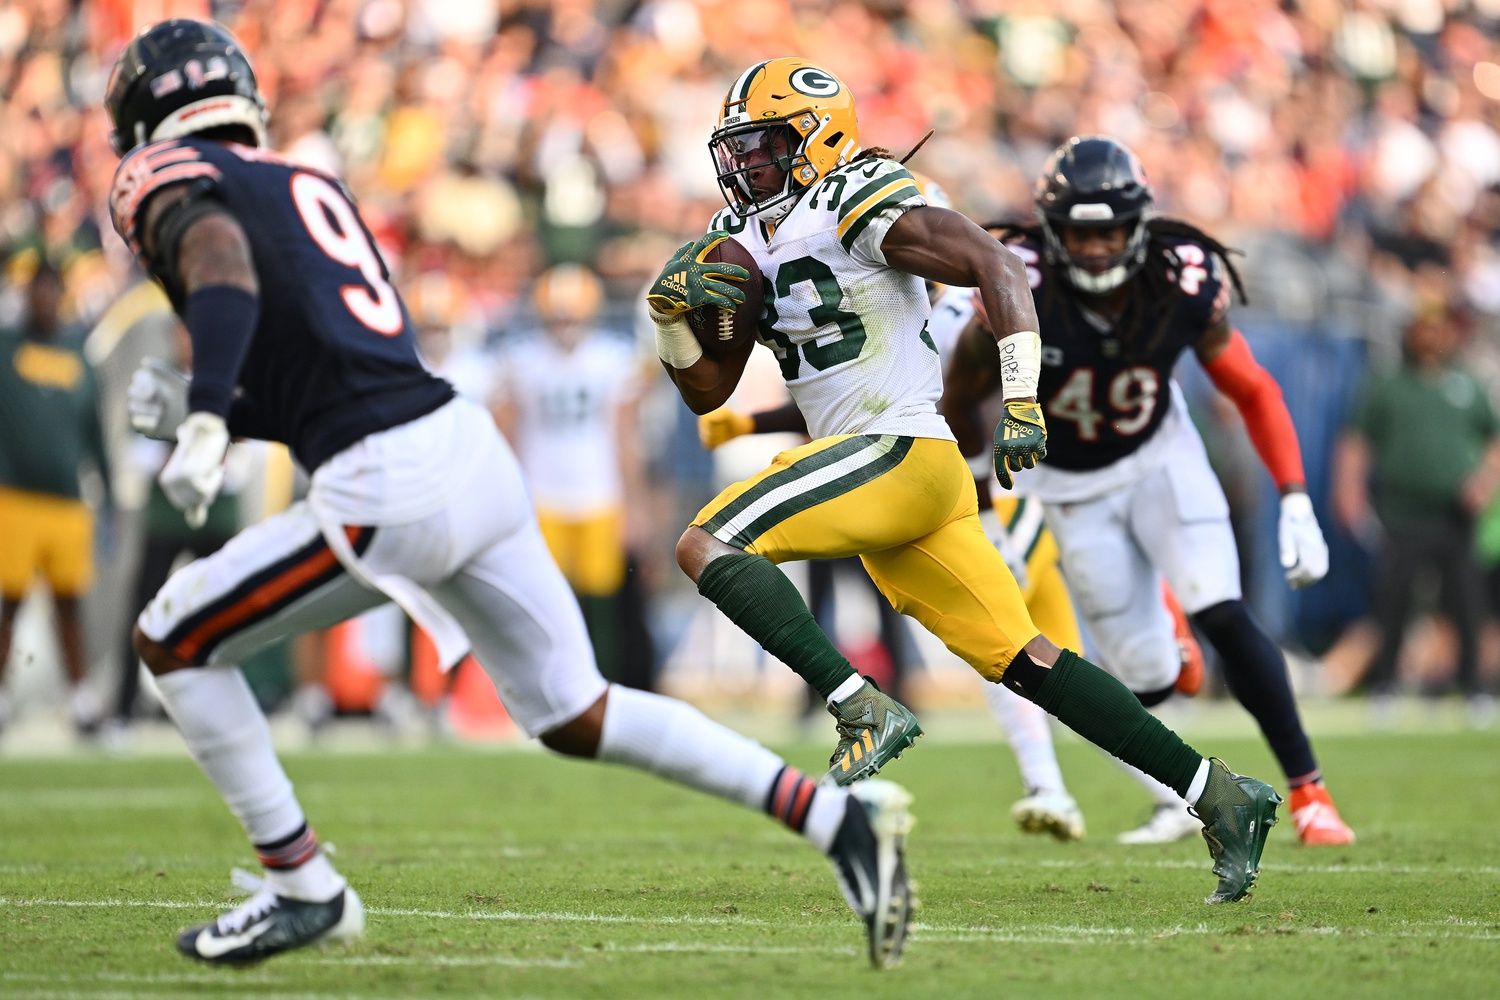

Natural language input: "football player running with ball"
[945,137,1354,846]
[108,21,918,968]
[647,57,1282,904]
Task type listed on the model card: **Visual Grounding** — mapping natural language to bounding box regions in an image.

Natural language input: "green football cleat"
[825,681,923,786]
[1192,759,1282,904]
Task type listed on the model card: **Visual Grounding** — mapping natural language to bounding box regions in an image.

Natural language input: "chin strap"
[1201,329,1305,490]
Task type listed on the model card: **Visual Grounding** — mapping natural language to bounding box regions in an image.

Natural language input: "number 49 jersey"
[1009,233,1230,471]
[707,157,953,442]
[109,138,453,472]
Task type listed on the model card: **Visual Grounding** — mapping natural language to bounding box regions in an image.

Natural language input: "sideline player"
[107,21,915,967]
[945,136,1354,846]
[494,265,648,683]
[646,57,1280,903]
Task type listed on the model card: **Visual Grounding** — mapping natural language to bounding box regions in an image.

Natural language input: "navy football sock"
[1193,599,1319,786]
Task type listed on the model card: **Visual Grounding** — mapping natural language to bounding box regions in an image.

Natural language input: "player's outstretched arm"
[883,207,1046,488]
[1196,320,1328,587]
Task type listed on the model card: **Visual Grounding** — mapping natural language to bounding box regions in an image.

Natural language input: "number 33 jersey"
[706,157,953,443]
[109,138,453,472]
[1007,233,1229,472]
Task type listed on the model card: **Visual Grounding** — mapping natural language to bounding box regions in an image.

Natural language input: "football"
[685,236,762,358]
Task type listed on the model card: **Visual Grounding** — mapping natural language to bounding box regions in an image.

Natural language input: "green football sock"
[1034,649,1204,796]
[696,552,856,700]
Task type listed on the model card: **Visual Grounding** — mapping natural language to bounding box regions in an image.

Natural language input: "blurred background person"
[110,322,265,744]
[494,264,655,689]
[0,256,113,738]
[1333,299,1500,724]
[0,0,1494,736]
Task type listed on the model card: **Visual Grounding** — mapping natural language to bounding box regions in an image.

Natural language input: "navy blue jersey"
[1010,234,1231,471]
[109,138,452,471]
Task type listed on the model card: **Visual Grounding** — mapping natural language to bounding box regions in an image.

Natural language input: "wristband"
[651,307,704,370]
[998,330,1041,400]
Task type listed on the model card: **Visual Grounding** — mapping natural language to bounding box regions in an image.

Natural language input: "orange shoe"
[1162,583,1204,696]
[1289,783,1356,846]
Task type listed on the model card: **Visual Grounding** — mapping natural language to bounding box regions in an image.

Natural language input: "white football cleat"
[1116,802,1200,845]
[1010,789,1085,841]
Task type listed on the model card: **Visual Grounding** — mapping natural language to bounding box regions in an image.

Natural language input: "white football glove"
[1278,491,1328,589]
[977,507,1029,591]
[127,358,190,441]
[159,412,230,528]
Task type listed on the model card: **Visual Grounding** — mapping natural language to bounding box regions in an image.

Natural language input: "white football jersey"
[707,157,952,442]
[495,331,639,515]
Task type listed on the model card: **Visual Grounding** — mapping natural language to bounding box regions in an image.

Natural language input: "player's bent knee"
[132,624,192,676]
[540,689,608,758]
[1134,681,1176,707]
[674,526,712,582]
[999,649,1051,700]
[1190,598,1247,636]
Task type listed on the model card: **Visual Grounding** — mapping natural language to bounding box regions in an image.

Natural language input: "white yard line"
[0,788,204,810]
[4,896,1497,944]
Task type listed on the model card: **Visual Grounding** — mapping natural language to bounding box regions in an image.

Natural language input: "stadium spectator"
[1333,300,1500,720]
[0,257,113,737]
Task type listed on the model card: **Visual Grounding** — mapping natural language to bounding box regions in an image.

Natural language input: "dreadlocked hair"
[996,216,1248,357]
[852,147,895,162]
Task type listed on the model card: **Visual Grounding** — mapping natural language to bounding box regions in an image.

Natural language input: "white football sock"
[266,850,345,902]
[1184,759,1211,807]
[598,685,843,848]
[154,667,309,845]
[983,681,1067,795]
[1109,752,1188,807]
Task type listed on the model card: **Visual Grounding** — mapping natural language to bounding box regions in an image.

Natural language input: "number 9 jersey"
[1008,232,1230,472]
[109,137,453,472]
[706,156,953,443]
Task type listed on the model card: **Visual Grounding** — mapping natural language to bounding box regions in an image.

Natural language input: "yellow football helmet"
[710,58,860,222]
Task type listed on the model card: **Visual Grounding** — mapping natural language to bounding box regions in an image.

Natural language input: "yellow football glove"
[645,231,750,317]
[698,409,755,450]
[992,400,1047,490]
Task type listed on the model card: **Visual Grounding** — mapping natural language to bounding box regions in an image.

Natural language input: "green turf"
[1,724,1497,999]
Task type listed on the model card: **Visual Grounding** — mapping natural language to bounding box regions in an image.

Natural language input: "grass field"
[2,709,1498,999]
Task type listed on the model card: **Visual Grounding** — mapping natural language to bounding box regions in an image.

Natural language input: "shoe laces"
[219,868,279,933]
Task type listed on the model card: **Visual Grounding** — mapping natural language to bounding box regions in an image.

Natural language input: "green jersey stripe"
[839,188,922,252]
[703,436,876,537]
[716,436,915,549]
[836,167,917,222]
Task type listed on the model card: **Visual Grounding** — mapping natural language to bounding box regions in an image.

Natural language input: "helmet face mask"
[1035,136,1154,295]
[710,122,804,221]
[106,19,268,156]
[710,59,859,223]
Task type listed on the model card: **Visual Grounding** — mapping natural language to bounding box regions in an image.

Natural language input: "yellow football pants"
[694,434,1037,681]
[535,508,626,596]
[0,487,93,600]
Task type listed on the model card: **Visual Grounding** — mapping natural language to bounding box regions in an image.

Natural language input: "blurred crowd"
[3,0,1500,735]
[2,0,1499,334]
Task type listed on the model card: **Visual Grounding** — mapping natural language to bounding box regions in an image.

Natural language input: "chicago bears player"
[648,57,1282,904]
[108,20,918,968]
[945,136,1354,846]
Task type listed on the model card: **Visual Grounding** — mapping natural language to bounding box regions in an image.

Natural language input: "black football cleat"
[826,779,917,969]
[177,875,364,963]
